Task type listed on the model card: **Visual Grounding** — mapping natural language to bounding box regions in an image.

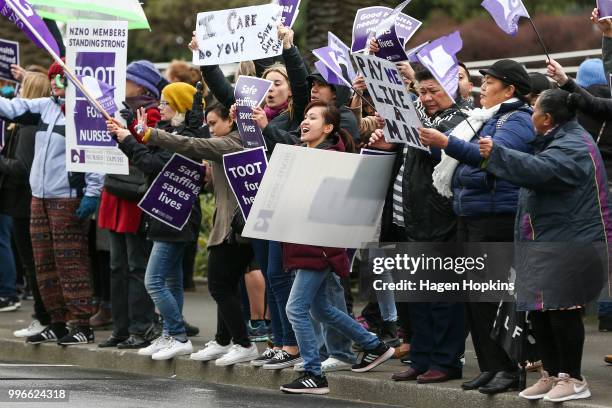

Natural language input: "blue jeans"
[0,214,17,299]
[286,268,379,376]
[311,272,356,364]
[144,241,186,338]
[267,241,297,346]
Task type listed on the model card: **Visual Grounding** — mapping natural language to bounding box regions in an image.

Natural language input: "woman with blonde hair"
[0,72,50,332]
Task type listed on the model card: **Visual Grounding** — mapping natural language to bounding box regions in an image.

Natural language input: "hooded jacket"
[444,100,535,217]
[0,96,103,199]
[485,120,611,310]
[281,135,350,278]
[0,123,35,218]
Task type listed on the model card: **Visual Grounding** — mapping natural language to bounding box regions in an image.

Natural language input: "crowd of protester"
[0,5,611,403]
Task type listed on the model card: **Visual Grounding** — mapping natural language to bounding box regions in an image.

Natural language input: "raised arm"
[146,128,243,162]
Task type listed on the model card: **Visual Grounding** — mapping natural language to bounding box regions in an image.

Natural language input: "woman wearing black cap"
[418,59,537,394]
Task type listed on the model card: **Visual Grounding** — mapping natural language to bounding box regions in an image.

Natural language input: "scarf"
[432,98,519,198]
[264,101,289,122]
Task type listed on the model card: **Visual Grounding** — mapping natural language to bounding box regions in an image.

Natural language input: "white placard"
[242,144,395,248]
[65,20,129,175]
[353,53,426,150]
[193,4,283,66]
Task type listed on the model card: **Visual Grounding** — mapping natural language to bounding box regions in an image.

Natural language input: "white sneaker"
[215,343,259,366]
[151,338,193,360]
[543,373,591,402]
[322,357,352,372]
[138,335,172,356]
[190,340,232,361]
[13,320,45,338]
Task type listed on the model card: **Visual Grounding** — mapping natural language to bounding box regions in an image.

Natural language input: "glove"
[120,101,135,125]
[76,196,99,219]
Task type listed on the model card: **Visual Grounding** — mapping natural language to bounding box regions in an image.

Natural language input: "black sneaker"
[263,350,303,370]
[0,297,21,312]
[351,342,395,372]
[280,373,329,395]
[251,347,278,367]
[26,325,67,344]
[185,320,200,337]
[57,327,94,346]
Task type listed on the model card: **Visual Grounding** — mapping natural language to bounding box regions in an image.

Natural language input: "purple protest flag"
[406,41,429,63]
[223,147,268,220]
[138,154,205,231]
[76,75,118,116]
[0,0,60,57]
[278,0,301,27]
[235,75,272,149]
[328,32,357,82]
[598,0,612,20]
[481,0,530,36]
[416,31,463,104]
[314,60,345,87]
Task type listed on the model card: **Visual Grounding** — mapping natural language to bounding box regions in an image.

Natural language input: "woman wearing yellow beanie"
[160,82,201,128]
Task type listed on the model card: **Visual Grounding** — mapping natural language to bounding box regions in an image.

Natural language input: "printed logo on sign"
[71,149,86,164]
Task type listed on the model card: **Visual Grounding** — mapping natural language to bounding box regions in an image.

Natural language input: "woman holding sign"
[107,82,203,361]
[280,101,392,395]
[418,59,536,395]
[115,103,262,367]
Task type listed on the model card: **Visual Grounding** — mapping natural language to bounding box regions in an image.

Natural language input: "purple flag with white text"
[315,60,345,87]
[416,31,463,103]
[0,0,61,57]
[313,33,357,88]
[482,0,530,36]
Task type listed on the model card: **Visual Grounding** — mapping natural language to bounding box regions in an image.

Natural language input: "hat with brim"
[479,59,531,96]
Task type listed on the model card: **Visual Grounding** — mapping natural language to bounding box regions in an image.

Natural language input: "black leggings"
[208,242,254,347]
[530,309,584,379]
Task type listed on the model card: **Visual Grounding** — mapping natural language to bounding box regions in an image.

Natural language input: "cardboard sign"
[138,154,205,231]
[193,4,283,66]
[242,144,396,248]
[234,75,272,149]
[0,39,18,82]
[353,53,425,150]
[223,147,268,220]
[65,20,129,175]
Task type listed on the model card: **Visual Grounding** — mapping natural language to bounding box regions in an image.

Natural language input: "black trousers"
[208,242,254,347]
[530,309,584,379]
[12,217,49,325]
[183,240,197,290]
[458,214,516,373]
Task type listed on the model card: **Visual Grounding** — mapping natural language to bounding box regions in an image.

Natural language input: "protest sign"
[353,53,425,150]
[138,154,205,231]
[360,148,396,156]
[598,0,612,20]
[242,144,396,248]
[65,20,128,175]
[277,0,300,27]
[482,0,529,36]
[193,4,283,66]
[223,147,268,220]
[0,0,61,57]
[0,39,18,82]
[234,75,272,149]
[313,32,357,88]
[416,31,463,104]
[315,60,344,87]
[351,5,421,58]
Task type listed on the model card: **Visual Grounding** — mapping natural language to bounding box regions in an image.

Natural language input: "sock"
[175,334,188,343]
